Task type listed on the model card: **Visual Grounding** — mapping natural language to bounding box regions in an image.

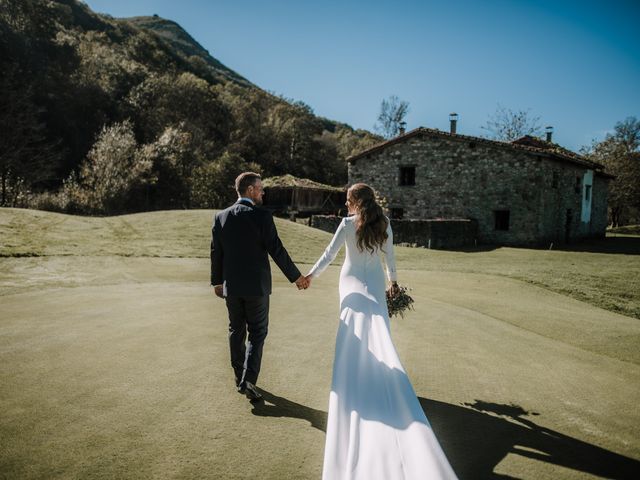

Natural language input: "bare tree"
[481,104,543,141]
[611,116,640,154]
[374,95,410,139]
[583,116,640,227]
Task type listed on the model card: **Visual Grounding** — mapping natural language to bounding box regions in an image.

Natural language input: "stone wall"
[309,215,343,235]
[348,133,609,246]
[309,215,478,249]
[536,162,610,244]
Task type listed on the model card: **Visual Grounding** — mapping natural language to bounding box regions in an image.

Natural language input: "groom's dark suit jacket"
[210,199,301,296]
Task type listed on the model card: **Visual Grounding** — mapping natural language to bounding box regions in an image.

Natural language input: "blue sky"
[84,0,640,152]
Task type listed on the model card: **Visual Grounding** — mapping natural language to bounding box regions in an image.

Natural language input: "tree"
[265,99,325,177]
[126,72,231,158]
[0,64,58,206]
[611,116,640,153]
[78,120,154,214]
[136,124,194,209]
[0,0,72,204]
[191,152,261,208]
[481,104,543,141]
[374,95,410,139]
[583,116,640,227]
[335,125,381,159]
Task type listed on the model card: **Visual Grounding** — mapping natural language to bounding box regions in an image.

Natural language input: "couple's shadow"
[251,389,327,432]
[252,390,640,480]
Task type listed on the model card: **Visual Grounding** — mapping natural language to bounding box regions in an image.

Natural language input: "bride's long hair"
[347,183,388,253]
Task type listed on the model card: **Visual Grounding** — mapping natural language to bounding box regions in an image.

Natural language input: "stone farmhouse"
[347,118,614,246]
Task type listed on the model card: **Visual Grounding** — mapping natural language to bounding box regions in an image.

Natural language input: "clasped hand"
[295,275,313,290]
[214,275,312,298]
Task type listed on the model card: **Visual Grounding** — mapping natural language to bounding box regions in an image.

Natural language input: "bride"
[305,183,458,480]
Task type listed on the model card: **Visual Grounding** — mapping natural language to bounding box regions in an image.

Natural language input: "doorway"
[565,209,573,243]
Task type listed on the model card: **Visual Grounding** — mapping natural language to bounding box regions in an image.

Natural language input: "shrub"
[78,120,154,213]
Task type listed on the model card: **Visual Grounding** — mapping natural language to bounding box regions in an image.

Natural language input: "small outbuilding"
[262,174,346,217]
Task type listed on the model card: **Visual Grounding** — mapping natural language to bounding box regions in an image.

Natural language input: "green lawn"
[2,207,639,319]
[1,208,639,479]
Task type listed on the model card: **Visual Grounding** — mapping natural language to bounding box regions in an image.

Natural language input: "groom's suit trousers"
[226,295,269,386]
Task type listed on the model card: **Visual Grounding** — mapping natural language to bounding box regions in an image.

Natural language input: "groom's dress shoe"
[243,382,263,402]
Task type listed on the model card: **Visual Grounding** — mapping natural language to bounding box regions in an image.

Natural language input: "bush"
[78,120,154,213]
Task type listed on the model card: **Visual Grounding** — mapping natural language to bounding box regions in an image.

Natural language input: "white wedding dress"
[308,216,458,480]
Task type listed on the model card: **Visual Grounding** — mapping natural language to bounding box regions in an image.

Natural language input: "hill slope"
[124,15,253,87]
[1,0,381,208]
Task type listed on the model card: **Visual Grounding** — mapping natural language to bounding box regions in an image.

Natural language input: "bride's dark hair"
[348,183,388,253]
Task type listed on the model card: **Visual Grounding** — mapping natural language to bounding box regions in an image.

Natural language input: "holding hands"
[214,276,312,297]
[215,277,312,297]
[295,275,312,290]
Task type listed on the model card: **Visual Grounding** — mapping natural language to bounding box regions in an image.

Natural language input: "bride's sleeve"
[383,218,397,282]
[308,218,347,278]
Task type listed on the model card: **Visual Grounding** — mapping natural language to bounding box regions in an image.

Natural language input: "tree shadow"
[411,236,640,255]
[551,235,640,255]
[420,398,640,480]
[250,389,327,432]
[437,244,501,253]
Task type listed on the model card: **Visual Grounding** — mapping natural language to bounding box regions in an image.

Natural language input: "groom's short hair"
[235,172,262,195]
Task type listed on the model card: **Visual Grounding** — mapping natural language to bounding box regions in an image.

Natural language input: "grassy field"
[2,207,640,320]
[1,208,639,479]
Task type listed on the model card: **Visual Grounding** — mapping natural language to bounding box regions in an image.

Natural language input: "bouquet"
[386,284,415,318]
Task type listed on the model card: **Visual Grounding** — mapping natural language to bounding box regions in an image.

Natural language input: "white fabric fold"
[309,216,458,480]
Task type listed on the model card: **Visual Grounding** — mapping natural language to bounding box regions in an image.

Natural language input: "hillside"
[124,15,253,87]
[0,0,381,212]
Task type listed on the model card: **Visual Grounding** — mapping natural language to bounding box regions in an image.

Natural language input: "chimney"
[449,113,458,134]
[399,121,406,136]
[545,126,553,142]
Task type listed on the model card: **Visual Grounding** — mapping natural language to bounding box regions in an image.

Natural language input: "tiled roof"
[512,135,588,161]
[346,127,614,178]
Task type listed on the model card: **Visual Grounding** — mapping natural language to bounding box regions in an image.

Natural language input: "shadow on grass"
[553,235,640,255]
[420,398,640,480]
[250,389,327,432]
[251,391,639,479]
[408,235,640,255]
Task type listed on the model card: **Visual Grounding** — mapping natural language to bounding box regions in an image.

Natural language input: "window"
[399,166,416,186]
[585,185,592,201]
[390,208,404,219]
[494,210,510,231]
[575,176,581,194]
[552,171,559,189]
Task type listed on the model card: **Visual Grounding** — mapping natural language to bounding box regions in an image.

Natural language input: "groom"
[211,172,309,402]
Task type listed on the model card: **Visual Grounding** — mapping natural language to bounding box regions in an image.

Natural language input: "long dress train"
[308,216,458,480]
